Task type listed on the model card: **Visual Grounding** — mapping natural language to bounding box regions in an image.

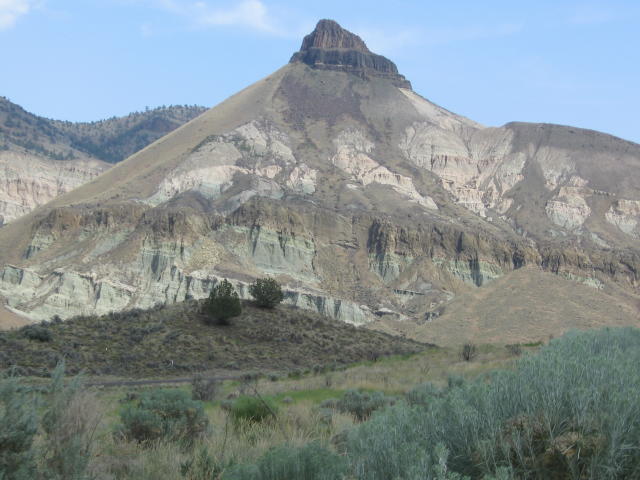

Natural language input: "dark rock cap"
[290,19,412,89]
[299,19,370,52]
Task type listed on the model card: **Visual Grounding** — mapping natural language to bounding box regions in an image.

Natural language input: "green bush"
[0,373,38,480]
[230,395,277,425]
[224,441,346,480]
[40,363,101,480]
[21,325,52,342]
[346,328,640,479]
[249,278,284,309]
[191,375,218,402]
[119,388,208,445]
[0,363,100,480]
[405,382,442,406]
[460,342,477,361]
[336,389,393,422]
[204,279,241,325]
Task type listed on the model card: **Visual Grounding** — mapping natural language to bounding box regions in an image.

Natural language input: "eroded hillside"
[1,20,638,342]
[0,98,205,223]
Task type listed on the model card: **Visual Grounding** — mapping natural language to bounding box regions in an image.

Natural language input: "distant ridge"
[0,97,207,164]
[0,97,206,223]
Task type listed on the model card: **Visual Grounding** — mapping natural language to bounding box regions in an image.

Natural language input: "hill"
[0,97,206,163]
[0,300,427,377]
[0,98,205,223]
[373,267,640,345]
[0,19,638,345]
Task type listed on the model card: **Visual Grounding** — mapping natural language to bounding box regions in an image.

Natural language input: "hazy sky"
[1,1,638,143]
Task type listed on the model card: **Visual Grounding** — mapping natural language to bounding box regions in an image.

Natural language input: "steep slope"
[0,98,205,223]
[0,20,638,343]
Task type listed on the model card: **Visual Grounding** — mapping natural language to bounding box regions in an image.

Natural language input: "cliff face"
[290,19,411,88]
[0,20,639,339]
[0,152,108,225]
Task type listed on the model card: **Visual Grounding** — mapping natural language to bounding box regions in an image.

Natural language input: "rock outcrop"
[0,151,109,224]
[290,19,411,88]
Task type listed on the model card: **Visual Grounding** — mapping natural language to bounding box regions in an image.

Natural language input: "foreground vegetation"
[2,327,639,479]
[0,300,425,377]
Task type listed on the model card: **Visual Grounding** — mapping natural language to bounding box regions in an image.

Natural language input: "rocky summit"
[290,19,411,88]
[0,20,638,344]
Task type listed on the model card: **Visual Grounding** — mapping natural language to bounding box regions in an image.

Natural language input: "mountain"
[0,98,206,224]
[0,20,638,343]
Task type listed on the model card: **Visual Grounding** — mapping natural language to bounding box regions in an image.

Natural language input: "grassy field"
[5,341,516,480]
[5,298,639,479]
[8,328,640,478]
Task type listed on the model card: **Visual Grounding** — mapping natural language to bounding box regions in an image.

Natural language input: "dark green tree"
[249,278,284,309]
[204,279,241,325]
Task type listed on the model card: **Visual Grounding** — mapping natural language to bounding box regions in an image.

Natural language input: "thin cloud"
[143,0,296,37]
[198,0,277,34]
[0,0,32,30]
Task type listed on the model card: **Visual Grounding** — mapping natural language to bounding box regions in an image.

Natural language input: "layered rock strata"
[0,20,639,334]
[290,19,411,88]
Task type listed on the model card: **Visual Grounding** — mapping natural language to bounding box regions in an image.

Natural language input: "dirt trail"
[86,374,245,388]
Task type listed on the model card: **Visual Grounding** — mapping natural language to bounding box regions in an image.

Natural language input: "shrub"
[224,441,347,480]
[446,374,465,390]
[181,446,224,480]
[460,343,477,361]
[119,388,208,446]
[249,278,284,309]
[505,344,522,356]
[346,328,640,479]
[40,363,102,480]
[204,279,241,325]
[336,389,393,422]
[191,375,218,402]
[21,325,52,342]
[230,395,277,425]
[405,382,442,406]
[0,373,38,480]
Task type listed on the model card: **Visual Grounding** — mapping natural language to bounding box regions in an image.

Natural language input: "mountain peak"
[290,19,411,89]
[300,19,371,52]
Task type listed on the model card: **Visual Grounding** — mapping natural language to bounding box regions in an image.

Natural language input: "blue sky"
[1,1,638,143]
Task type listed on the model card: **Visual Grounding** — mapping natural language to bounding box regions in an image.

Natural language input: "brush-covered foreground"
[3,327,640,479]
[0,300,427,377]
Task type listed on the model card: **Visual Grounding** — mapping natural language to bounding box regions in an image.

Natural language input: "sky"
[0,0,639,143]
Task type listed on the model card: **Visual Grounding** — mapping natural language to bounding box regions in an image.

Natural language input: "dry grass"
[255,344,520,398]
[374,267,640,346]
[86,388,356,479]
[8,341,533,480]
